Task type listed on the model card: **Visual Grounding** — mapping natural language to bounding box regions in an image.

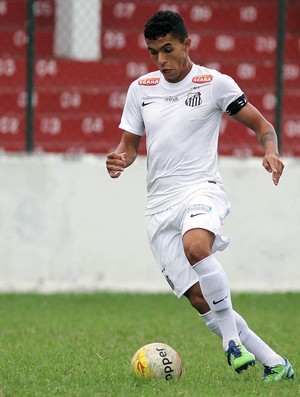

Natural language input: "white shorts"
[145,182,231,298]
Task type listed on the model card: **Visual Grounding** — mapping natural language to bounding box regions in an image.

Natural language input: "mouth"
[161,68,173,76]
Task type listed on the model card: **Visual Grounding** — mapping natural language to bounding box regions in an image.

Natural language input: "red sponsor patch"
[138,77,160,86]
[192,75,213,84]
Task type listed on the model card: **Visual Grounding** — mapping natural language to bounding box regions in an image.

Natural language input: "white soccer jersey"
[119,63,244,214]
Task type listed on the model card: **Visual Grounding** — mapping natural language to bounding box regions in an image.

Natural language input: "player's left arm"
[231,102,284,186]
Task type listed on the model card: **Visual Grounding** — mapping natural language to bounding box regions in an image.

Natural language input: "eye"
[164,47,173,53]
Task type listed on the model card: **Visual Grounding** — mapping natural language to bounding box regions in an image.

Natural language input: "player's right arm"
[106,130,142,178]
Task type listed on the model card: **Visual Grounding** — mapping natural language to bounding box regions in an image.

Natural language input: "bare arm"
[106,131,142,178]
[232,102,284,185]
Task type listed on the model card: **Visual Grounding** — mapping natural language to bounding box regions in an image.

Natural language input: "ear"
[184,38,191,50]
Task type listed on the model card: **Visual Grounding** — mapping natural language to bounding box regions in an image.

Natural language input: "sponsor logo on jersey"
[185,92,202,107]
[192,74,213,84]
[138,77,160,86]
[142,101,154,107]
[165,96,178,102]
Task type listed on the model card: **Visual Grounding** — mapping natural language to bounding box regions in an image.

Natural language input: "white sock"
[201,310,285,367]
[193,255,240,350]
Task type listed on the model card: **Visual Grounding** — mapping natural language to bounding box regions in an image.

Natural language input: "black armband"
[226,94,248,115]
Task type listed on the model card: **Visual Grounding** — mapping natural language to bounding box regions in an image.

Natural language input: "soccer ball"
[131,342,182,380]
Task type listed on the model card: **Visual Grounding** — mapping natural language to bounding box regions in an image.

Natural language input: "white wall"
[54,0,101,60]
[0,154,299,293]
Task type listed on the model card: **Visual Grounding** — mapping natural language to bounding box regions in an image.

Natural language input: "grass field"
[0,292,299,397]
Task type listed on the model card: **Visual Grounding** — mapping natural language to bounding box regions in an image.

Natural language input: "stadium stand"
[0,0,299,155]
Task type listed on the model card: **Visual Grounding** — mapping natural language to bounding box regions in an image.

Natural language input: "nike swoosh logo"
[190,213,205,217]
[142,101,154,107]
[213,295,228,305]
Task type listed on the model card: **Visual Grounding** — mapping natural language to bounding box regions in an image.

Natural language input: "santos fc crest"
[185,92,202,107]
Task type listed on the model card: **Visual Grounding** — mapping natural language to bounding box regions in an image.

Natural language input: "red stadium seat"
[0,27,53,56]
[0,87,127,114]
[102,0,299,34]
[282,116,300,156]
[102,29,300,63]
[0,111,122,154]
[33,113,134,154]
[285,34,300,61]
[102,1,280,33]
[0,112,25,152]
[219,61,300,89]
[247,89,300,117]
[0,56,26,87]
[219,113,300,157]
[0,0,55,27]
[102,30,280,62]
[34,58,155,89]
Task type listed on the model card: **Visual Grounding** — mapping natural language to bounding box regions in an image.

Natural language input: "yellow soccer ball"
[131,342,182,380]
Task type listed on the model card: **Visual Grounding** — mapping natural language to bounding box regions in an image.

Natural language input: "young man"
[106,11,295,382]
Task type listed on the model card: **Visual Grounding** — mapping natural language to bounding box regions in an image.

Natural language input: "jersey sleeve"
[211,72,245,113]
[118,81,145,136]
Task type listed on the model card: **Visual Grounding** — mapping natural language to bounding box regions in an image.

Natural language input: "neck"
[181,60,193,80]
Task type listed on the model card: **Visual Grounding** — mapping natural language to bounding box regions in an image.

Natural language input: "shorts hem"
[176,276,200,299]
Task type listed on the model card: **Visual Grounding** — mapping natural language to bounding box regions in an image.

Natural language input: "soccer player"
[106,10,295,382]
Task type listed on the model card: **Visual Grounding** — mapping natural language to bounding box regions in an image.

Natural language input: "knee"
[183,229,214,265]
[184,239,211,265]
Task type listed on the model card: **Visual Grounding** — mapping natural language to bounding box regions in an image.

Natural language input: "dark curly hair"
[144,11,188,43]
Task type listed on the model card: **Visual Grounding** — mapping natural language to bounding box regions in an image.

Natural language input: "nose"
[157,52,167,66]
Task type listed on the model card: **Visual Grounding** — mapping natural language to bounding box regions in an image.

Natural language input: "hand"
[262,153,284,186]
[106,152,127,178]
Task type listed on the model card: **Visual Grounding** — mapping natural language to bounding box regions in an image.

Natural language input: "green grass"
[0,292,299,397]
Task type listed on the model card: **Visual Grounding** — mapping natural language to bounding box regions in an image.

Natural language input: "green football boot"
[226,340,255,373]
[263,358,295,382]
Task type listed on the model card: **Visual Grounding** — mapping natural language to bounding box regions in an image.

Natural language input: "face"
[145,34,192,83]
